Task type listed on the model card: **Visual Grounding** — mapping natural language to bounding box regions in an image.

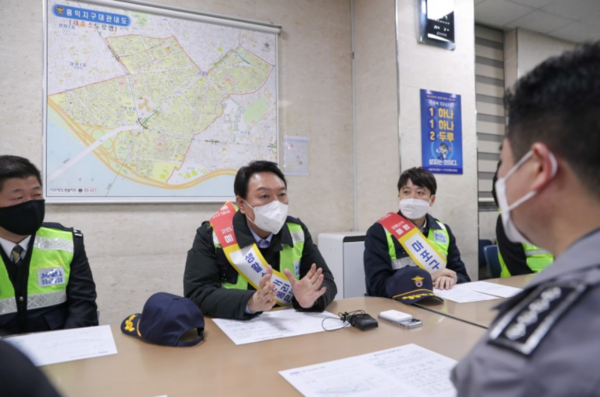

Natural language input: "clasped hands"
[431,268,457,290]
[247,264,327,313]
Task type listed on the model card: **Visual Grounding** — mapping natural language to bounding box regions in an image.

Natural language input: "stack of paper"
[434,281,523,303]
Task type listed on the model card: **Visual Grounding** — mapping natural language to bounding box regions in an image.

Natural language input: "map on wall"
[44,0,279,202]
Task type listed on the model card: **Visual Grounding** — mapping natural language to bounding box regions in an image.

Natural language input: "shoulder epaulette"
[488,281,587,355]
[42,222,69,231]
[286,215,301,224]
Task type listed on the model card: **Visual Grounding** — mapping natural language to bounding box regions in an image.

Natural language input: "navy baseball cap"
[385,267,444,305]
[121,292,204,347]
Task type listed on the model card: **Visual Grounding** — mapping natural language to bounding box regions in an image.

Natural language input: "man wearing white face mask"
[184,161,337,319]
[452,42,600,396]
[364,167,470,300]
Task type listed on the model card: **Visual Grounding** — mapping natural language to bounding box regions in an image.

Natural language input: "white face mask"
[399,198,431,220]
[495,150,557,245]
[244,199,289,235]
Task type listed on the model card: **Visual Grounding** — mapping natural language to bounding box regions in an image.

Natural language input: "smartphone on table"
[378,310,423,329]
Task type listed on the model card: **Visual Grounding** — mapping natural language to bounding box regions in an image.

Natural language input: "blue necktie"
[258,239,270,249]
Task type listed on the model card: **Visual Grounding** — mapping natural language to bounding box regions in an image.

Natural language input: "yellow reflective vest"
[499,243,553,277]
[213,221,305,289]
[0,226,74,316]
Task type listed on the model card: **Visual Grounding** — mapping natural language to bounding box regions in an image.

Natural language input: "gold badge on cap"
[412,276,424,288]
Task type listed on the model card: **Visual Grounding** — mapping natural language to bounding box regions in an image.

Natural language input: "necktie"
[258,239,270,249]
[10,245,24,265]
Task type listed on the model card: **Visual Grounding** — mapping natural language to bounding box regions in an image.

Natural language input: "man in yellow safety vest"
[0,155,98,336]
[364,167,470,301]
[184,160,337,319]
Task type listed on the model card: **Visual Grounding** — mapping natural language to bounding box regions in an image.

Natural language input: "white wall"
[354,0,400,230]
[0,0,353,324]
[355,0,479,280]
[505,28,576,88]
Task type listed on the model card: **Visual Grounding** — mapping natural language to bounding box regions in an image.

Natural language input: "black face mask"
[0,200,46,236]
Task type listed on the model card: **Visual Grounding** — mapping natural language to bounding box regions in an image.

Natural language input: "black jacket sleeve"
[64,231,99,329]
[444,223,471,283]
[291,221,337,312]
[364,223,394,298]
[495,215,532,276]
[0,341,62,397]
[183,222,255,320]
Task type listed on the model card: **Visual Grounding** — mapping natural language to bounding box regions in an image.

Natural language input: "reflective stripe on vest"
[0,227,73,315]
[215,222,305,290]
[385,221,449,264]
[499,243,553,277]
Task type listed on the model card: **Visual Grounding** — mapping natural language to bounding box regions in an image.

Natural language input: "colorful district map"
[45,1,278,201]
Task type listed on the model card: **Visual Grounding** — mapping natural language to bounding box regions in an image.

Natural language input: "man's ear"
[429,195,436,206]
[235,196,246,214]
[530,143,557,192]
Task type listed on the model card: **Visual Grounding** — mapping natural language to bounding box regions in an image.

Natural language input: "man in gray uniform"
[452,42,600,396]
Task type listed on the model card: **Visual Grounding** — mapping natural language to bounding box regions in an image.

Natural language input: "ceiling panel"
[507,0,556,7]
[550,22,600,42]
[475,0,600,43]
[506,9,572,33]
[542,0,600,21]
[581,13,600,29]
[475,0,533,27]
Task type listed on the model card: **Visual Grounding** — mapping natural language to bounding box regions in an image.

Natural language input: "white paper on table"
[213,309,341,345]
[3,324,117,366]
[456,281,523,298]
[433,286,501,303]
[280,343,457,397]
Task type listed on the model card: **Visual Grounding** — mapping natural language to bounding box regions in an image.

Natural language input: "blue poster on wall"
[420,89,463,174]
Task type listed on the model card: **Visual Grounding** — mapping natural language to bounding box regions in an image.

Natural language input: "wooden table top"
[42,297,486,397]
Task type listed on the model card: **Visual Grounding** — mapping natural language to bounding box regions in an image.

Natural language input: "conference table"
[416,274,535,328]
[42,297,486,397]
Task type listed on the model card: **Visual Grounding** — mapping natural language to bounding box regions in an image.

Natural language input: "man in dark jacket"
[0,155,98,336]
[184,160,337,319]
[364,167,470,299]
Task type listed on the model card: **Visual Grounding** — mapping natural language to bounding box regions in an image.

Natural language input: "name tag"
[38,267,66,287]
[434,231,448,244]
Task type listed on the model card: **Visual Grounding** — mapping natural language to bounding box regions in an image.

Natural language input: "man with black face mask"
[0,155,98,335]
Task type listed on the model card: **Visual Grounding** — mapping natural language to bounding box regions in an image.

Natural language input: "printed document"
[433,286,500,303]
[280,343,457,397]
[456,281,523,298]
[4,324,117,366]
[213,309,341,345]
[434,281,523,302]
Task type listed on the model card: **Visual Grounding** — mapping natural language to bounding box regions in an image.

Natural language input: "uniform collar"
[527,227,600,288]
[232,211,293,249]
[248,226,273,246]
[0,235,32,258]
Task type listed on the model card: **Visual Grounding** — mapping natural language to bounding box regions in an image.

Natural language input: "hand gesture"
[284,263,327,309]
[247,265,277,313]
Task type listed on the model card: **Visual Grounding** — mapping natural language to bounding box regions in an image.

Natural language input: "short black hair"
[0,155,42,193]
[505,41,600,196]
[397,167,437,195]
[234,160,287,199]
